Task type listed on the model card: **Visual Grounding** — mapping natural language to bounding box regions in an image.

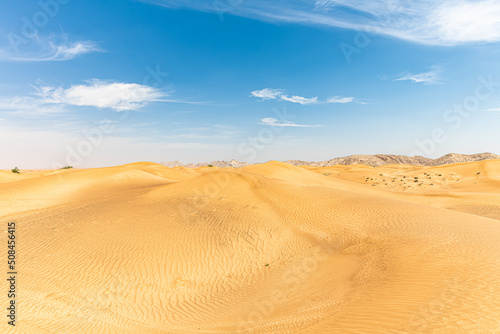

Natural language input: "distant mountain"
[287,153,500,167]
[159,159,249,168]
[160,153,500,168]
[286,154,433,167]
[428,153,500,166]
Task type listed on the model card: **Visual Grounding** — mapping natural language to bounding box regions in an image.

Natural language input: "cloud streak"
[327,96,354,103]
[0,39,102,62]
[251,88,319,105]
[250,88,284,100]
[252,88,355,105]
[280,95,318,105]
[394,66,443,84]
[260,117,323,127]
[142,0,500,45]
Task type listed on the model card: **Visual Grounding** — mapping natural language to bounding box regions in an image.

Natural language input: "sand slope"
[1,161,499,333]
[306,159,500,221]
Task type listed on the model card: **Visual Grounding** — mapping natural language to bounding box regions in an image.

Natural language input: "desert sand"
[1,160,500,333]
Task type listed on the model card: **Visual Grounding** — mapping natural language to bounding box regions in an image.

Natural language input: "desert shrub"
[61,166,73,169]
[11,167,20,174]
[207,165,214,167]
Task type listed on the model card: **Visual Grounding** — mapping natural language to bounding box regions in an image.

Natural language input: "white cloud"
[142,0,500,45]
[251,88,284,100]
[395,66,443,84]
[252,88,354,105]
[0,80,165,114]
[429,1,500,44]
[48,41,101,61]
[260,117,323,127]
[280,95,318,105]
[36,80,164,111]
[327,96,354,103]
[0,39,102,62]
[251,88,319,105]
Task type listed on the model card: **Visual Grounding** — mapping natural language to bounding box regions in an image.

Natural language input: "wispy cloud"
[250,88,284,100]
[252,88,318,105]
[252,88,355,105]
[394,66,443,85]
[314,0,337,11]
[260,117,323,127]
[280,95,318,105]
[0,96,67,115]
[141,0,500,45]
[327,96,354,103]
[0,38,102,62]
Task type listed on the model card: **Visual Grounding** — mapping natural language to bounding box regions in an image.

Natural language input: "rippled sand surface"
[1,160,499,333]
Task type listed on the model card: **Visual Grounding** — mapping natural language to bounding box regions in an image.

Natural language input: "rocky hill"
[160,153,500,168]
[159,159,249,168]
[287,154,433,167]
[428,153,500,166]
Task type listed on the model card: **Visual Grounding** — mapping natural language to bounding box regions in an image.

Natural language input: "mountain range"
[159,153,500,168]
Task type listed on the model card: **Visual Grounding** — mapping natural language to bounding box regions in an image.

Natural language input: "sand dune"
[306,159,500,221]
[1,161,499,333]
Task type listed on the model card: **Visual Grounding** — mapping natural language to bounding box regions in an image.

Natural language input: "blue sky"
[1,0,500,168]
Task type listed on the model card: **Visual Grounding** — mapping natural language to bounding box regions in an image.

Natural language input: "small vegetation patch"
[11,167,20,174]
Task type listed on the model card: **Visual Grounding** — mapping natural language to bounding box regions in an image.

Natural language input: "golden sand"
[1,160,499,333]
